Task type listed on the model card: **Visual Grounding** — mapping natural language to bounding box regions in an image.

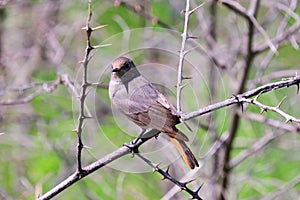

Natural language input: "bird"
[108,56,199,169]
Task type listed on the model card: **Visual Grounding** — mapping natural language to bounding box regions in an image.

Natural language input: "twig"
[74,0,111,175]
[253,20,300,54]
[240,112,300,133]
[37,146,131,200]
[228,111,300,168]
[229,130,286,169]
[37,130,159,200]
[114,0,171,29]
[218,0,276,53]
[182,75,300,121]
[74,0,107,174]
[136,153,203,200]
[0,76,63,106]
[240,96,300,123]
[176,0,191,114]
[262,174,300,200]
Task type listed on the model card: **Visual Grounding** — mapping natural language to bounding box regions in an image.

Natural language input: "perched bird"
[109,56,199,169]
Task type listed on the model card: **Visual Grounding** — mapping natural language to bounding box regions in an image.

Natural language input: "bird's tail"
[169,137,199,169]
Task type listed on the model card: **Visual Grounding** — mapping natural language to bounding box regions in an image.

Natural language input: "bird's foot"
[123,139,139,157]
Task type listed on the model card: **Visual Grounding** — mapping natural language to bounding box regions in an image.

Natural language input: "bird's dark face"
[111,57,136,77]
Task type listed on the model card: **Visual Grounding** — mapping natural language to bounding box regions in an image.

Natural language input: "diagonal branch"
[183,75,300,121]
[136,153,203,200]
[37,130,159,200]
[218,0,276,52]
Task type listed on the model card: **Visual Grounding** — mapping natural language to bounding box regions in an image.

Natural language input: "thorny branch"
[74,0,110,175]
[73,0,94,175]
[136,153,203,200]
[0,74,73,106]
[182,75,300,121]
[37,130,159,200]
[176,0,191,114]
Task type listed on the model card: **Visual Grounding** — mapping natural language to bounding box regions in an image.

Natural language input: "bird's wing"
[128,82,175,114]
[127,82,188,141]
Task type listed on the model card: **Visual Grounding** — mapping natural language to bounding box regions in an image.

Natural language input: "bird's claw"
[123,139,139,157]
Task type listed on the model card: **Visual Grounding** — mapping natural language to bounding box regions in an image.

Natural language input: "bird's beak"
[112,68,120,72]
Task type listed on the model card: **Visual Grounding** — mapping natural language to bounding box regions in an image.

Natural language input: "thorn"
[123,139,139,156]
[285,118,292,123]
[91,24,108,31]
[180,81,190,89]
[183,46,198,55]
[83,145,92,149]
[195,183,204,193]
[182,76,192,80]
[72,129,78,133]
[189,2,206,14]
[260,108,267,114]
[254,91,263,101]
[165,166,171,174]
[92,43,112,49]
[187,35,199,39]
[240,102,244,112]
[232,94,239,101]
[276,96,287,109]
[153,163,161,173]
[183,179,196,186]
[232,94,243,111]
[78,60,84,64]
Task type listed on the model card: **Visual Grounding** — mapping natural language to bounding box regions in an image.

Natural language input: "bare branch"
[136,153,203,200]
[254,20,300,54]
[176,0,191,114]
[262,174,300,200]
[183,75,300,121]
[218,0,277,52]
[37,146,131,200]
[38,130,159,200]
[229,130,286,169]
[241,112,300,133]
[240,96,300,123]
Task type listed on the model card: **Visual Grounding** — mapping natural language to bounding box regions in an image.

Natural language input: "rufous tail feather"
[169,137,199,169]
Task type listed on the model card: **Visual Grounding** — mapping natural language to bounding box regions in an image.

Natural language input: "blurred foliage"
[0,0,299,200]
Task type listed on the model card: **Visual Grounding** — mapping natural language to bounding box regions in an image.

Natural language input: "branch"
[136,153,203,200]
[38,130,159,200]
[241,96,300,123]
[229,130,286,169]
[229,111,300,168]
[182,75,300,121]
[0,74,72,106]
[114,0,171,29]
[38,146,131,200]
[240,112,300,133]
[74,0,110,174]
[218,0,277,53]
[253,20,300,54]
[176,0,191,114]
[262,174,300,200]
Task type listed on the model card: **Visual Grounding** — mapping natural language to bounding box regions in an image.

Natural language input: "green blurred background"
[0,0,299,199]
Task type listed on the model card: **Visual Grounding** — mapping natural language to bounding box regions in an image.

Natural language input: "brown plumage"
[109,57,199,169]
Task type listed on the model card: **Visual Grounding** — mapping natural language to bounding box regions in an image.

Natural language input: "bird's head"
[111,57,137,77]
